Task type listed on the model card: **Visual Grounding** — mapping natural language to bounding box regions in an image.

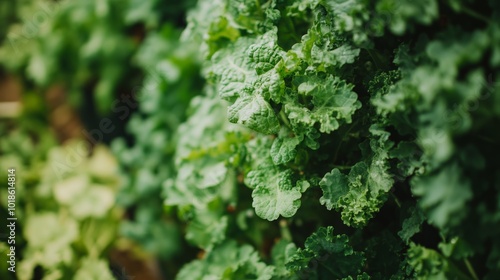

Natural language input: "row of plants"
[0,0,196,278]
[118,0,500,279]
[1,0,500,279]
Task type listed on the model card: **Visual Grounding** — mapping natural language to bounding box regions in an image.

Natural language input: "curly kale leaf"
[320,163,383,228]
[286,227,367,279]
[285,74,361,137]
[208,29,285,134]
[319,128,394,227]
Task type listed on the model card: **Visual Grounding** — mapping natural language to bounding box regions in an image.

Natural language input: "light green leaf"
[287,75,361,134]
[24,213,78,249]
[311,44,360,68]
[208,37,255,100]
[186,200,228,249]
[228,94,280,134]
[249,169,302,221]
[248,32,285,74]
[53,174,89,205]
[270,130,302,165]
[74,258,115,280]
[251,69,285,103]
[70,184,115,219]
[208,29,285,134]
[271,240,298,279]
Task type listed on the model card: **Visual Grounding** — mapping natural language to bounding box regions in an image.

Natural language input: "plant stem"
[279,219,293,241]
[464,258,479,280]
[460,7,491,24]
[390,192,401,208]
[279,109,292,129]
[444,256,476,280]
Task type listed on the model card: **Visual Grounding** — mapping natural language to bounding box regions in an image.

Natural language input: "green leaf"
[228,93,281,134]
[271,240,298,279]
[407,244,449,280]
[74,258,115,280]
[398,206,425,244]
[286,227,366,279]
[244,134,276,169]
[71,184,116,219]
[176,241,274,280]
[208,36,255,101]
[319,169,349,211]
[377,0,439,35]
[251,69,286,103]
[270,129,302,165]
[24,213,78,250]
[21,213,78,273]
[320,161,389,227]
[411,163,472,229]
[248,38,285,74]
[311,44,360,68]
[249,168,303,221]
[208,29,285,134]
[287,75,361,134]
[186,199,228,249]
[225,0,263,31]
[164,94,238,207]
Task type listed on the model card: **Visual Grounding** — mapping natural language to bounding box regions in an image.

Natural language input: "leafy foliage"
[0,125,121,279]
[111,24,202,259]
[0,0,192,115]
[177,241,274,280]
[2,0,500,279]
[286,227,367,279]
[149,0,499,278]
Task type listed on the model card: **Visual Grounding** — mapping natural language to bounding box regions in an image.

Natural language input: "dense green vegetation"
[1,0,500,279]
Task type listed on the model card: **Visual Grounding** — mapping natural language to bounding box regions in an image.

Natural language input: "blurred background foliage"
[0,0,199,279]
